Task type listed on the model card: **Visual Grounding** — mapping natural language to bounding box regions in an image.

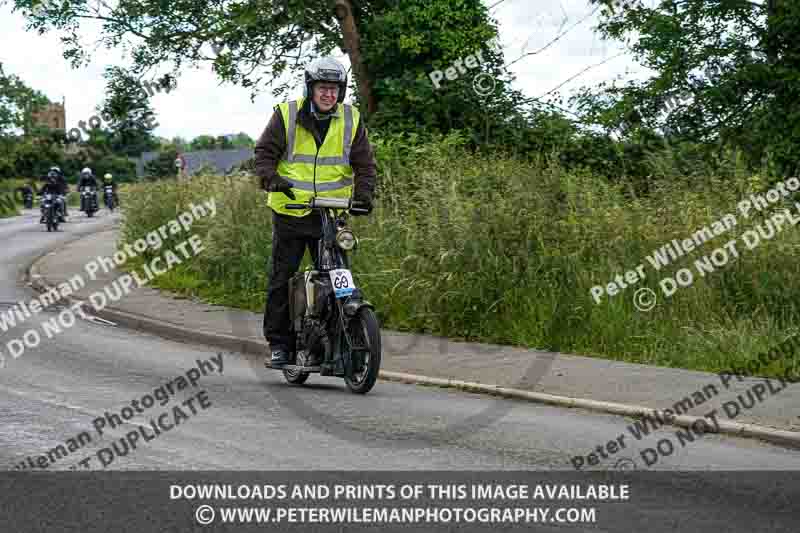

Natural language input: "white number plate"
[329,269,356,298]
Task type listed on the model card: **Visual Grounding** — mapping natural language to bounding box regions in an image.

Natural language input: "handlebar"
[285,197,354,210]
[284,197,372,215]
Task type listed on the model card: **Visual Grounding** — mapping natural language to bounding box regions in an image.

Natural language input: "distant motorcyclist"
[78,167,98,189]
[43,166,69,221]
[39,172,64,223]
[102,173,119,207]
[14,183,34,209]
[78,167,99,215]
[38,173,61,196]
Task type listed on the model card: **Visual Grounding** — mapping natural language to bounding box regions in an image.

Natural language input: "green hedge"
[117,139,800,379]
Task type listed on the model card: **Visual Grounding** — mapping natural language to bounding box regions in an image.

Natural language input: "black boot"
[266,349,291,368]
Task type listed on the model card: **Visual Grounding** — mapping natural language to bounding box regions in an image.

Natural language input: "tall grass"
[0,179,27,218]
[117,141,800,379]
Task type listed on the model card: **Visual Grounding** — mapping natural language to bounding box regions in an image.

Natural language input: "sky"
[0,0,653,143]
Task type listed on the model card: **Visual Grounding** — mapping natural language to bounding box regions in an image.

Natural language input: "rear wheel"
[344,308,381,394]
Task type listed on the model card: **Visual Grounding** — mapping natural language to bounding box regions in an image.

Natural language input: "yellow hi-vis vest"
[267,98,360,217]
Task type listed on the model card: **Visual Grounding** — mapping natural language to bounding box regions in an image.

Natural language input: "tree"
[0,63,63,179]
[98,67,161,156]
[230,132,255,148]
[0,61,50,137]
[144,147,180,180]
[15,1,514,126]
[215,135,234,150]
[16,1,372,106]
[94,154,137,182]
[580,0,800,174]
[171,136,189,152]
[190,135,218,151]
[16,0,611,169]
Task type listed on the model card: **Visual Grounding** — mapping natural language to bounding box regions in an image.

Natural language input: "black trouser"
[263,210,322,351]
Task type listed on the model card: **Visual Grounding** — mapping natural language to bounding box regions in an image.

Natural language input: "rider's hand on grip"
[271,177,296,200]
[350,196,373,216]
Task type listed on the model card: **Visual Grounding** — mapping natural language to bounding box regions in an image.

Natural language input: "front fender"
[342,297,374,317]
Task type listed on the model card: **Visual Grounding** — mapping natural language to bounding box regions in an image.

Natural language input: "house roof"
[130,148,254,177]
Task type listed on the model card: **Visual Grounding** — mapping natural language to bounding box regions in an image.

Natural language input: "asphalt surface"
[0,208,799,532]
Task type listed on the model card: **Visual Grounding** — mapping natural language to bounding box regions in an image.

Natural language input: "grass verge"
[116,143,800,381]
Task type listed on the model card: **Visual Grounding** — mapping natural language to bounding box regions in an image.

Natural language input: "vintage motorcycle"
[104,185,116,211]
[265,196,382,394]
[41,192,61,232]
[80,186,98,217]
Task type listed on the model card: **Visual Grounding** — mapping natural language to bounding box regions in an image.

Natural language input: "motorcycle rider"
[39,168,67,222]
[254,56,377,368]
[78,167,98,213]
[102,173,119,207]
[50,167,69,221]
[78,167,98,189]
[14,183,34,208]
[38,172,64,223]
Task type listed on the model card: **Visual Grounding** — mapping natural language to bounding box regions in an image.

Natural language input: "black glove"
[351,195,373,216]
[270,176,296,200]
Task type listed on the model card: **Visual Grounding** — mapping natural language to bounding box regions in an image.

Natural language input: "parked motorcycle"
[41,192,61,232]
[265,196,381,394]
[104,185,115,211]
[80,187,98,217]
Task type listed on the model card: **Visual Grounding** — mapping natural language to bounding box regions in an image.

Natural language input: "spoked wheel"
[344,308,382,394]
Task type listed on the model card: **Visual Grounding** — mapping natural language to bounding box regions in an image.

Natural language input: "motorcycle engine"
[298,317,329,365]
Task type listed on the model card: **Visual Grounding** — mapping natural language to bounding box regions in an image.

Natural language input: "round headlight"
[336,229,356,250]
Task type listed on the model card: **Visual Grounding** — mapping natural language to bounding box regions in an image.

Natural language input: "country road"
[0,209,799,532]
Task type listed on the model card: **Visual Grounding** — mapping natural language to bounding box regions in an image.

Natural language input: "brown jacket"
[254,98,377,201]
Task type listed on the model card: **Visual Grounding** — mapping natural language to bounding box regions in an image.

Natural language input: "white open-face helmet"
[304,57,348,103]
[81,167,92,176]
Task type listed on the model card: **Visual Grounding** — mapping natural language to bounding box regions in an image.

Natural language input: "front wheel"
[47,207,57,232]
[283,366,310,385]
[344,308,382,394]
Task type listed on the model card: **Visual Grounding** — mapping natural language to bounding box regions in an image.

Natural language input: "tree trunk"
[766,0,778,64]
[333,0,377,115]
